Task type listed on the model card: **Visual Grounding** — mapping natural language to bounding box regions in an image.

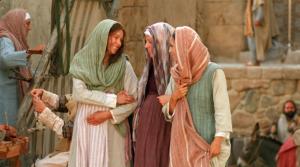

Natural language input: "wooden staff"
[288,0,292,51]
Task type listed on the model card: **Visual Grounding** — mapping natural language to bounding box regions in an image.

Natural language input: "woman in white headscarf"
[133,22,174,167]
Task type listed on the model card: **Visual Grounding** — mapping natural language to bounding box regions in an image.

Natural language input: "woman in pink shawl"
[0,8,44,126]
[160,26,232,167]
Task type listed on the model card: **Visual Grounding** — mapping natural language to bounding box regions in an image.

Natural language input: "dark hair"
[283,100,297,112]
[108,23,126,64]
[172,31,175,40]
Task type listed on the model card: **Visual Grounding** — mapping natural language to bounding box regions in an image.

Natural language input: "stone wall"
[118,0,300,75]
[2,0,299,75]
[116,0,246,74]
[223,64,300,136]
[117,0,206,75]
[203,0,246,61]
[205,0,300,61]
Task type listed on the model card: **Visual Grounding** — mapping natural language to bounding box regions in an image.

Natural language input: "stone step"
[219,63,300,80]
[239,41,289,64]
[284,50,300,64]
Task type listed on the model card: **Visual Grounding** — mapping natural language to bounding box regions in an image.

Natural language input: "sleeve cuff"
[215,131,230,139]
[163,103,175,121]
[42,90,60,109]
[105,93,117,108]
[16,50,28,65]
[37,108,64,137]
[109,110,118,124]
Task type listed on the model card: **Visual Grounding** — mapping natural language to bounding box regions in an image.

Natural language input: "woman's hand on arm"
[169,83,188,113]
[210,136,224,158]
[157,95,171,106]
[117,90,135,105]
[87,111,113,125]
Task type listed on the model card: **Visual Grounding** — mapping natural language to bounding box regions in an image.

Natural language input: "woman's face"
[24,20,31,36]
[169,37,177,65]
[107,29,124,55]
[144,35,153,58]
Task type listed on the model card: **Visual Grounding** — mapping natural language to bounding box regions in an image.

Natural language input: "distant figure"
[277,100,299,143]
[0,8,44,126]
[244,0,279,65]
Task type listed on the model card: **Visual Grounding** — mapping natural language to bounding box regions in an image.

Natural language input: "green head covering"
[69,19,126,93]
[69,19,127,137]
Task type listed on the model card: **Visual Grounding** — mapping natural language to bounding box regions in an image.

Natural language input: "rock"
[244,90,260,113]
[265,107,281,123]
[282,66,300,79]
[255,109,266,120]
[228,90,243,111]
[231,79,270,92]
[270,80,285,96]
[259,95,274,108]
[232,111,255,130]
[206,25,244,59]
[292,94,300,104]
[262,66,283,79]
[284,50,300,64]
[222,65,246,79]
[297,81,300,93]
[246,66,262,79]
[284,80,297,94]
